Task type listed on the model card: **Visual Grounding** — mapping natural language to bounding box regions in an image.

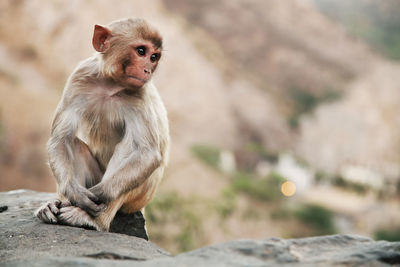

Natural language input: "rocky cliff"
[1,190,399,266]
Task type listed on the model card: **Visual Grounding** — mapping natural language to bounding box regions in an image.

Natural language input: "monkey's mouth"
[127,76,147,83]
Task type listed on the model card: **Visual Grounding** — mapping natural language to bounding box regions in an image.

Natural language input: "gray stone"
[0,190,169,266]
[110,211,149,240]
[1,190,400,266]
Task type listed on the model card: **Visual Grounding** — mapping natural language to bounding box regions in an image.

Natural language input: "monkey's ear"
[92,25,111,52]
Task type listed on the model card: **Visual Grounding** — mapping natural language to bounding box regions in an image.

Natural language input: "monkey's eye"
[150,53,160,62]
[136,46,146,56]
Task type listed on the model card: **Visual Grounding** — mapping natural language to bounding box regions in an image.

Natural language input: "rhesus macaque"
[35,18,169,233]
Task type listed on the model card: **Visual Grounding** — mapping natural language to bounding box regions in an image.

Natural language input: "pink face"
[123,41,162,88]
[92,24,163,89]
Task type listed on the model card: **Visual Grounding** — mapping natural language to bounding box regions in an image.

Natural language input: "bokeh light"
[281,181,296,197]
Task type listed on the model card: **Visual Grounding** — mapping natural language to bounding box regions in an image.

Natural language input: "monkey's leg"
[56,138,106,217]
[56,142,154,232]
[93,197,127,231]
[57,177,155,233]
[60,192,150,233]
[57,197,125,231]
[55,138,122,231]
[72,137,104,188]
[57,205,102,230]
[37,138,105,228]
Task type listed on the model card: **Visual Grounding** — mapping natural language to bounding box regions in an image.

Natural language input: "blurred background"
[1,0,400,254]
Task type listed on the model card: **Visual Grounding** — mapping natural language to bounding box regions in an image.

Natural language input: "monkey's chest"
[78,102,126,167]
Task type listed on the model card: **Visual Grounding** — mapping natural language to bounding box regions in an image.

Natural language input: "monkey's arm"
[89,129,161,203]
[48,101,105,216]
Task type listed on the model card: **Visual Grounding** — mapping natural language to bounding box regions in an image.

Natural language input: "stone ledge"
[1,190,399,266]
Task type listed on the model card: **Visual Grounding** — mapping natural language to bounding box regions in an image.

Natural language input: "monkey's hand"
[64,183,106,217]
[88,183,113,205]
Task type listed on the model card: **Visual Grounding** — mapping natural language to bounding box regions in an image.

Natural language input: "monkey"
[35,18,169,233]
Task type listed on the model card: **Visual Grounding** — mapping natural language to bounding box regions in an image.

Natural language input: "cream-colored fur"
[36,18,169,232]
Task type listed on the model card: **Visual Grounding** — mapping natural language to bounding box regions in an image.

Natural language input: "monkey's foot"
[35,199,63,224]
[57,206,101,231]
[109,211,148,240]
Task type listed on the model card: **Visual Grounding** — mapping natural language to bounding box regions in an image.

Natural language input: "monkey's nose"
[144,69,151,74]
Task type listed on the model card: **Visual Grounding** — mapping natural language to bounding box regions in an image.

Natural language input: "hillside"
[163,0,400,176]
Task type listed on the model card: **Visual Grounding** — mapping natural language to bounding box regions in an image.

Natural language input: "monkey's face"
[122,41,161,88]
[92,22,163,89]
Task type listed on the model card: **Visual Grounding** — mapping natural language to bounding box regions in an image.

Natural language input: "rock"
[0,190,169,265]
[110,211,149,240]
[1,190,400,266]
[170,235,400,266]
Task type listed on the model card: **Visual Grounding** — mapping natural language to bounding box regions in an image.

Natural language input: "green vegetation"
[294,204,337,236]
[375,228,400,242]
[175,210,201,252]
[186,142,344,250]
[245,142,278,163]
[146,192,203,252]
[271,204,337,236]
[231,171,285,201]
[191,144,220,169]
[146,186,241,253]
[270,207,293,220]
[315,0,400,60]
[216,187,237,218]
[315,171,370,195]
[314,170,329,184]
[397,180,400,196]
[191,143,286,202]
[288,88,342,128]
[333,175,368,194]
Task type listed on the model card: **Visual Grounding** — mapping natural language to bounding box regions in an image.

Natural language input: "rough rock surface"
[110,211,149,240]
[1,190,400,266]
